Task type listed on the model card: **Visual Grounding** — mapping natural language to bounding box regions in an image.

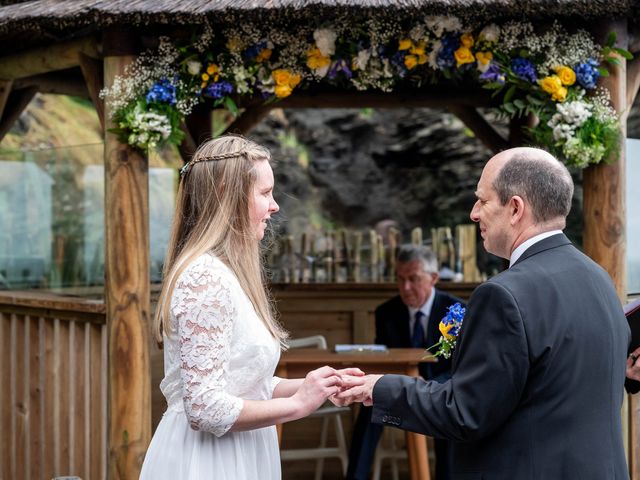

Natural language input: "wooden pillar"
[583,18,632,476]
[103,29,151,480]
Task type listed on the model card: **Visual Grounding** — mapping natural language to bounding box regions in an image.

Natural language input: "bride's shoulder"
[178,252,234,286]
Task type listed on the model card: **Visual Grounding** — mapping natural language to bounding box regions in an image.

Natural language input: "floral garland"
[99,16,632,168]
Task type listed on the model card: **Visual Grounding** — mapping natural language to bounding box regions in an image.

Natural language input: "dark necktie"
[411,310,425,348]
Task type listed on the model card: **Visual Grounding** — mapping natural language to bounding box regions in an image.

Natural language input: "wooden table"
[276,348,434,480]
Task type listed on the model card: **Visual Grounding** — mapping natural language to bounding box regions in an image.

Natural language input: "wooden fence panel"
[0,306,107,480]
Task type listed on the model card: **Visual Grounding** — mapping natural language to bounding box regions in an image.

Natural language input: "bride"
[140,135,363,479]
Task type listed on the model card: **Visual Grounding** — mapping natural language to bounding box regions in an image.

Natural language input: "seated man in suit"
[346,244,464,480]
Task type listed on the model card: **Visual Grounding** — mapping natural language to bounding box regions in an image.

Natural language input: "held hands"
[294,366,366,417]
[331,374,383,407]
[627,347,640,382]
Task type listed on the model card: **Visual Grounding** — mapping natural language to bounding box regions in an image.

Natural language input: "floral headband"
[179,150,247,178]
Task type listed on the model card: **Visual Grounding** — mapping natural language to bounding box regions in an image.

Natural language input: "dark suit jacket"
[374,290,464,381]
[372,234,630,480]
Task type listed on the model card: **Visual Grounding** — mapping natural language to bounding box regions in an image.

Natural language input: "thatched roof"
[0,0,638,56]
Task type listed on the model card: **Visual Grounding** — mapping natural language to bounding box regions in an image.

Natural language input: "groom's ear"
[508,195,526,226]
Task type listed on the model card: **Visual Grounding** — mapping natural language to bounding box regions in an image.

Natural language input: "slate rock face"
[250,106,598,254]
[253,108,492,237]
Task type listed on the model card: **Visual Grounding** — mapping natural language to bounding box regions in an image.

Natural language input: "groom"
[336,147,630,479]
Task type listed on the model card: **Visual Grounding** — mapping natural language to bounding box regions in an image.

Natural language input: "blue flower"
[146,78,177,105]
[244,40,268,60]
[479,62,505,84]
[575,58,600,89]
[204,81,233,99]
[436,34,460,69]
[328,58,353,80]
[390,52,407,77]
[511,57,537,83]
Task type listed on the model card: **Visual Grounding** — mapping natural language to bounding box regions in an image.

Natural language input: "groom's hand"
[331,374,383,406]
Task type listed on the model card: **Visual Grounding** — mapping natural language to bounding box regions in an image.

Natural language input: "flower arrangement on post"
[426,302,466,359]
[100,15,632,169]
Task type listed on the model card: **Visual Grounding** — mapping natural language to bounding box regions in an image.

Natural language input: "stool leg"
[314,415,330,480]
[334,414,348,475]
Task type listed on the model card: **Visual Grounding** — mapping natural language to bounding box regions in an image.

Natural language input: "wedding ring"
[630,353,638,364]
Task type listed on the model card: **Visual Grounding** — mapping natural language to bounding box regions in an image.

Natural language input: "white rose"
[355,49,371,70]
[186,60,202,76]
[479,24,500,43]
[314,28,337,56]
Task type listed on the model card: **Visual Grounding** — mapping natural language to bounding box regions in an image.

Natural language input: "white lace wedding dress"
[140,253,282,480]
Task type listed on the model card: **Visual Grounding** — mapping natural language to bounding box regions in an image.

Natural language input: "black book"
[624,298,640,394]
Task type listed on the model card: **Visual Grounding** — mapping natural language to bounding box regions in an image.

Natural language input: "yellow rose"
[404,55,418,70]
[439,321,455,341]
[398,38,412,50]
[454,47,475,67]
[410,41,426,56]
[307,47,331,69]
[274,84,292,98]
[256,48,272,63]
[289,73,301,88]
[272,69,292,86]
[553,86,568,102]
[539,75,562,95]
[206,64,219,82]
[461,33,474,48]
[475,51,493,66]
[554,66,576,86]
[201,73,209,82]
[417,53,427,65]
[200,81,207,89]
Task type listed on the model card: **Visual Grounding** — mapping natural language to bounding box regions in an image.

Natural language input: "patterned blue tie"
[411,311,425,348]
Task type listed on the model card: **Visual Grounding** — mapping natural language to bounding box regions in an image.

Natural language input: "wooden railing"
[0,292,108,480]
[0,282,477,479]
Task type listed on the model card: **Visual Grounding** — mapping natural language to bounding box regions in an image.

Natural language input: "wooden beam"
[507,113,537,148]
[224,104,273,135]
[184,103,212,144]
[447,106,509,153]
[177,120,197,164]
[0,36,100,80]
[79,53,105,133]
[103,29,150,480]
[0,79,12,119]
[238,88,495,110]
[0,86,37,142]
[13,71,89,98]
[626,55,640,113]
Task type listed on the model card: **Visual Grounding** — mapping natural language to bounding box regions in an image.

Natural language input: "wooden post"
[583,18,632,477]
[103,29,151,480]
[79,53,105,133]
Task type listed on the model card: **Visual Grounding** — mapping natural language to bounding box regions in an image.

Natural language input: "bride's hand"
[292,366,343,416]
[327,368,366,406]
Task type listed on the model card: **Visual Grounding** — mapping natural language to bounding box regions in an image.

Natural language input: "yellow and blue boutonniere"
[427,302,466,359]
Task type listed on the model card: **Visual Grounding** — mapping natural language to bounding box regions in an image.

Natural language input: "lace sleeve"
[173,260,244,437]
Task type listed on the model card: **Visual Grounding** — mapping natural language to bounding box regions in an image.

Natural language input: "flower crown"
[179,150,247,177]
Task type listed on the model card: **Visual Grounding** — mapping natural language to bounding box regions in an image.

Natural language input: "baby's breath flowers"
[101,16,629,166]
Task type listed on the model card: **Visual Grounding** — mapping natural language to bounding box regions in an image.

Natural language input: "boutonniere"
[426,302,466,359]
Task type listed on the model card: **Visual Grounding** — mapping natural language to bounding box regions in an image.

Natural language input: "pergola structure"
[0,1,639,479]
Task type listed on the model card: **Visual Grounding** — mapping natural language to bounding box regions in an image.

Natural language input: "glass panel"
[0,144,178,291]
[627,138,640,295]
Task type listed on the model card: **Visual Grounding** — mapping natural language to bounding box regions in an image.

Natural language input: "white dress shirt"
[409,287,436,338]
[509,230,563,267]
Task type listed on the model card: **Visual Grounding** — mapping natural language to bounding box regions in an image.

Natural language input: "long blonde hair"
[154,134,288,345]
